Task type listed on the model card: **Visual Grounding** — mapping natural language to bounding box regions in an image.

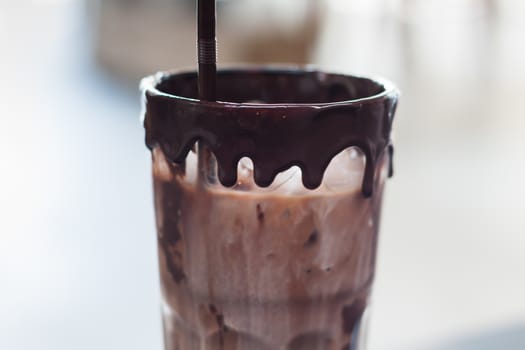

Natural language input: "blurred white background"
[1,0,525,349]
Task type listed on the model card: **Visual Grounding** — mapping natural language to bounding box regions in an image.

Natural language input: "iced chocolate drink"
[143,68,398,350]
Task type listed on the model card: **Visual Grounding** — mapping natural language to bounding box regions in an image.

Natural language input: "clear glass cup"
[142,67,398,350]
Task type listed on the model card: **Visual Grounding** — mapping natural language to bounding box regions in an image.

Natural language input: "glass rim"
[140,64,399,109]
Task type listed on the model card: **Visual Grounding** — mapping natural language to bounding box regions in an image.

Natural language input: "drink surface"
[153,147,387,350]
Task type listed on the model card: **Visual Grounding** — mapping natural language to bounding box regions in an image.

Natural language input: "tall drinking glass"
[142,67,398,350]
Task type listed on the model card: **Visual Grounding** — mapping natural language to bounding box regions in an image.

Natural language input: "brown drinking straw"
[197,0,217,183]
[198,0,217,101]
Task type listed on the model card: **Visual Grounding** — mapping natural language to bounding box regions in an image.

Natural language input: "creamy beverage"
[143,69,398,349]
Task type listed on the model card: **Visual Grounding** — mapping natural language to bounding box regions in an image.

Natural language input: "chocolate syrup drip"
[143,68,398,197]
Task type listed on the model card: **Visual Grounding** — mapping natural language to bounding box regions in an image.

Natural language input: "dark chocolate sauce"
[143,67,398,197]
[342,298,367,334]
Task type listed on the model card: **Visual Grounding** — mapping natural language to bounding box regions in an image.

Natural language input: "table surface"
[1,1,524,350]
